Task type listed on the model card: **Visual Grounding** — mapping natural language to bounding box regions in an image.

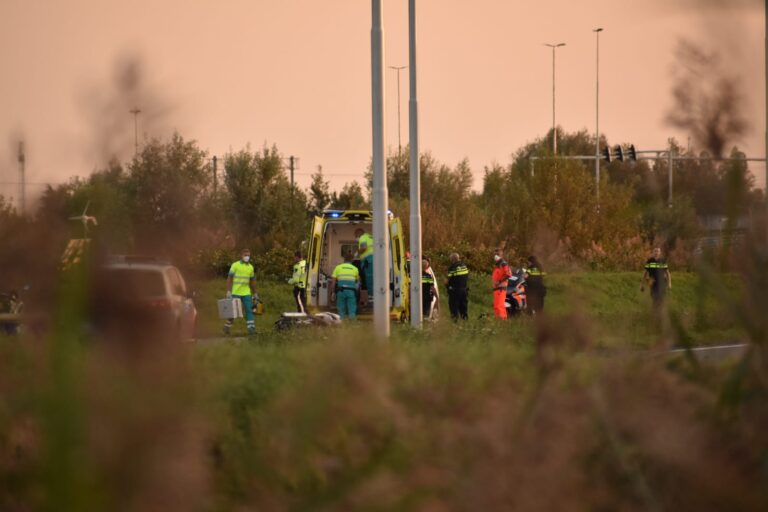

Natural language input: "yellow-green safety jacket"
[229,260,255,296]
[289,259,307,289]
[332,262,360,290]
[359,233,374,258]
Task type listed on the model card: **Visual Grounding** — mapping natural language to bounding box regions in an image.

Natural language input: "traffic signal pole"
[529,151,766,210]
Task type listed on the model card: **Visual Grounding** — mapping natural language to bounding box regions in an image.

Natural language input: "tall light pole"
[371,0,390,339]
[594,28,603,205]
[764,0,767,208]
[389,65,407,157]
[544,42,566,154]
[129,107,141,156]
[408,0,422,328]
[17,141,25,216]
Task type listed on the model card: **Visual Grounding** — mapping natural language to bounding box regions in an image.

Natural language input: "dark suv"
[91,257,197,341]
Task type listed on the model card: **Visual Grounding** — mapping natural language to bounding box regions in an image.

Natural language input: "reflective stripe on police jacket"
[447,264,469,278]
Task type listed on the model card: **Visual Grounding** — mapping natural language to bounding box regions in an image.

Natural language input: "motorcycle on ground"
[505,269,527,317]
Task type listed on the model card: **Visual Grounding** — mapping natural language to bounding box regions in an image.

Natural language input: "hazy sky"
[0,0,765,206]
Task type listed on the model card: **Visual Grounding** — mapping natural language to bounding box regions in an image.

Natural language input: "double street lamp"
[594,28,603,204]
[388,65,407,157]
[544,42,566,154]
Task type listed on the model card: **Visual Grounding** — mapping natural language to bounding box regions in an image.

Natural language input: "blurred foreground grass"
[1,269,764,511]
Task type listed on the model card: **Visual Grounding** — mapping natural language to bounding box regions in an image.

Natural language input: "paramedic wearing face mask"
[224,248,258,335]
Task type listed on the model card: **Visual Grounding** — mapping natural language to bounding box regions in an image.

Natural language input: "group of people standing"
[420,253,470,321]
[223,241,671,333]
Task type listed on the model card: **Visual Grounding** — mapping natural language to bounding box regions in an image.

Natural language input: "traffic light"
[601,146,612,162]
[614,144,625,162]
[627,144,637,161]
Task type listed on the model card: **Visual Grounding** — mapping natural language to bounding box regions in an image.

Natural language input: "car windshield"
[103,268,166,297]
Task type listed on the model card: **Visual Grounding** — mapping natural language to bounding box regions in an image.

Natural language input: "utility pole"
[371,0,390,339]
[17,141,25,216]
[212,156,218,195]
[765,0,767,207]
[668,149,674,208]
[408,0,422,328]
[389,65,407,157]
[594,28,603,206]
[544,43,565,155]
[289,156,296,197]
[129,107,141,156]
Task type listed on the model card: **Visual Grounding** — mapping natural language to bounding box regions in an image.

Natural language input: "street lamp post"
[544,42,565,154]
[129,107,141,156]
[408,0,422,328]
[371,0,390,339]
[594,28,603,205]
[389,65,407,157]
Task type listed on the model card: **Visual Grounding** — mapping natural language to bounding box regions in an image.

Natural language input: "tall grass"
[1,261,766,510]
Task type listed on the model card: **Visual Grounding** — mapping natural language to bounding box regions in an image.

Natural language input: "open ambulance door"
[305,216,324,310]
[389,217,408,320]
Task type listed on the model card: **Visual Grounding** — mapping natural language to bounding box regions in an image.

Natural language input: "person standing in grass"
[421,258,439,320]
[641,247,672,308]
[492,248,511,319]
[446,252,469,320]
[288,250,307,313]
[224,248,258,335]
[525,255,547,315]
[330,252,360,320]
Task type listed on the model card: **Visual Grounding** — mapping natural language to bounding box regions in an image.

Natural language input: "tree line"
[0,128,763,284]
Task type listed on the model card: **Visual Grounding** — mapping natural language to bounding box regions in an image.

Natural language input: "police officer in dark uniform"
[421,258,437,319]
[446,252,469,320]
[525,255,547,315]
[641,247,671,308]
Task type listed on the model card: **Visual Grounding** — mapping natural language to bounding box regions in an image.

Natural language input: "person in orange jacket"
[492,248,511,319]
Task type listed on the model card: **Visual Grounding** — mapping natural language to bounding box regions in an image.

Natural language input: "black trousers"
[651,284,666,308]
[293,286,307,313]
[527,286,545,314]
[422,286,435,317]
[448,288,468,320]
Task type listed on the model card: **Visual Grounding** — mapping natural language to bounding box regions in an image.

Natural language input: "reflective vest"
[447,262,469,291]
[229,260,255,296]
[359,233,374,258]
[332,262,360,290]
[289,259,307,289]
[527,267,546,277]
[421,271,435,285]
[447,263,469,278]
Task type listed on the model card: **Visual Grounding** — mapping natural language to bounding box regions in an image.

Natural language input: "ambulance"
[304,209,409,321]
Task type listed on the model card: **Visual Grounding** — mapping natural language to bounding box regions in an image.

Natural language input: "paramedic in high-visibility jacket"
[224,248,258,335]
[492,248,511,319]
[355,227,374,300]
[288,250,307,313]
[330,252,360,320]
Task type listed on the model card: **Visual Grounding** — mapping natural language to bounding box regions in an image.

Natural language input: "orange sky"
[0,0,765,205]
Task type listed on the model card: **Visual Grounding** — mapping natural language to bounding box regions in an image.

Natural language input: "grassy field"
[1,270,763,511]
[191,271,744,348]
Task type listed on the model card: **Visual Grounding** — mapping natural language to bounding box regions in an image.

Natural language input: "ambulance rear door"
[306,216,324,309]
[389,217,408,317]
